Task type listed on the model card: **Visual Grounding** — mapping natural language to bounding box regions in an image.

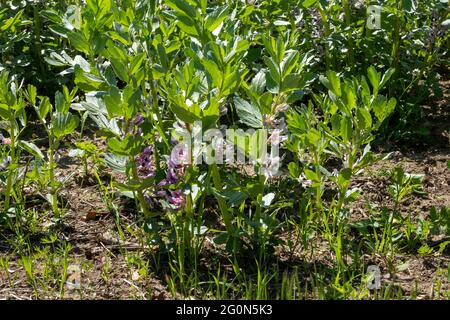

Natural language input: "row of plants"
[0,0,449,299]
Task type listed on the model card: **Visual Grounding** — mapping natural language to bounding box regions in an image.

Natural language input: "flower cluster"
[135,145,156,180]
[261,112,288,178]
[135,142,187,211]
[156,144,188,208]
[129,113,187,211]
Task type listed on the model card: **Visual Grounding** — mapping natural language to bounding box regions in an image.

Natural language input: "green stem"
[4,119,16,211]
[314,152,323,213]
[342,0,354,67]
[335,147,356,216]
[130,155,155,218]
[33,3,45,77]
[144,25,169,149]
[390,0,403,95]
[211,164,234,235]
[48,137,60,218]
[318,6,333,70]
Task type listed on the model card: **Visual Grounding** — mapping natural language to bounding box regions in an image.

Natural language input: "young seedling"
[25,85,79,220]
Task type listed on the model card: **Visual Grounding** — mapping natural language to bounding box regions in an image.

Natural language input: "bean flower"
[135,146,156,180]
[136,141,187,211]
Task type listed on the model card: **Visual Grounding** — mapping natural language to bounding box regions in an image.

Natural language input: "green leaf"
[288,162,301,179]
[37,96,51,120]
[204,5,228,32]
[234,97,263,128]
[250,70,266,95]
[87,0,112,20]
[438,241,450,254]
[55,91,70,113]
[263,56,280,85]
[280,50,298,77]
[356,108,372,130]
[379,68,395,90]
[129,52,147,76]
[281,73,300,92]
[116,177,156,192]
[340,117,352,142]
[0,103,12,119]
[372,96,397,122]
[372,95,388,122]
[202,59,223,89]
[171,11,200,37]
[246,182,264,199]
[104,153,127,173]
[170,101,200,124]
[367,66,380,95]
[67,31,90,55]
[258,92,273,114]
[107,135,143,157]
[224,38,250,63]
[323,71,341,97]
[104,86,125,118]
[331,113,341,134]
[214,233,229,245]
[342,81,356,110]
[26,85,37,105]
[360,76,371,106]
[109,56,129,83]
[53,112,79,139]
[157,44,170,70]
[74,65,108,91]
[166,0,198,18]
[40,10,63,25]
[304,168,319,182]
[306,128,321,146]
[49,25,70,38]
[262,36,277,61]
[201,98,220,129]
[302,0,317,8]
[345,188,361,203]
[386,98,397,118]
[403,0,416,13]
[19,141,44,160]
[221,71,242,96]
[337,168,352,189]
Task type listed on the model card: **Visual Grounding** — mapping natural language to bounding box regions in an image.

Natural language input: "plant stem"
[48,137,60,218]
[314,152,323,213]
[211,164,234,235]
[33,3,45,77]
[4,119,16,211]
[342,0,354,67]
[130,155,155,218]
[318,6,333,70]
[390,0,403,95]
